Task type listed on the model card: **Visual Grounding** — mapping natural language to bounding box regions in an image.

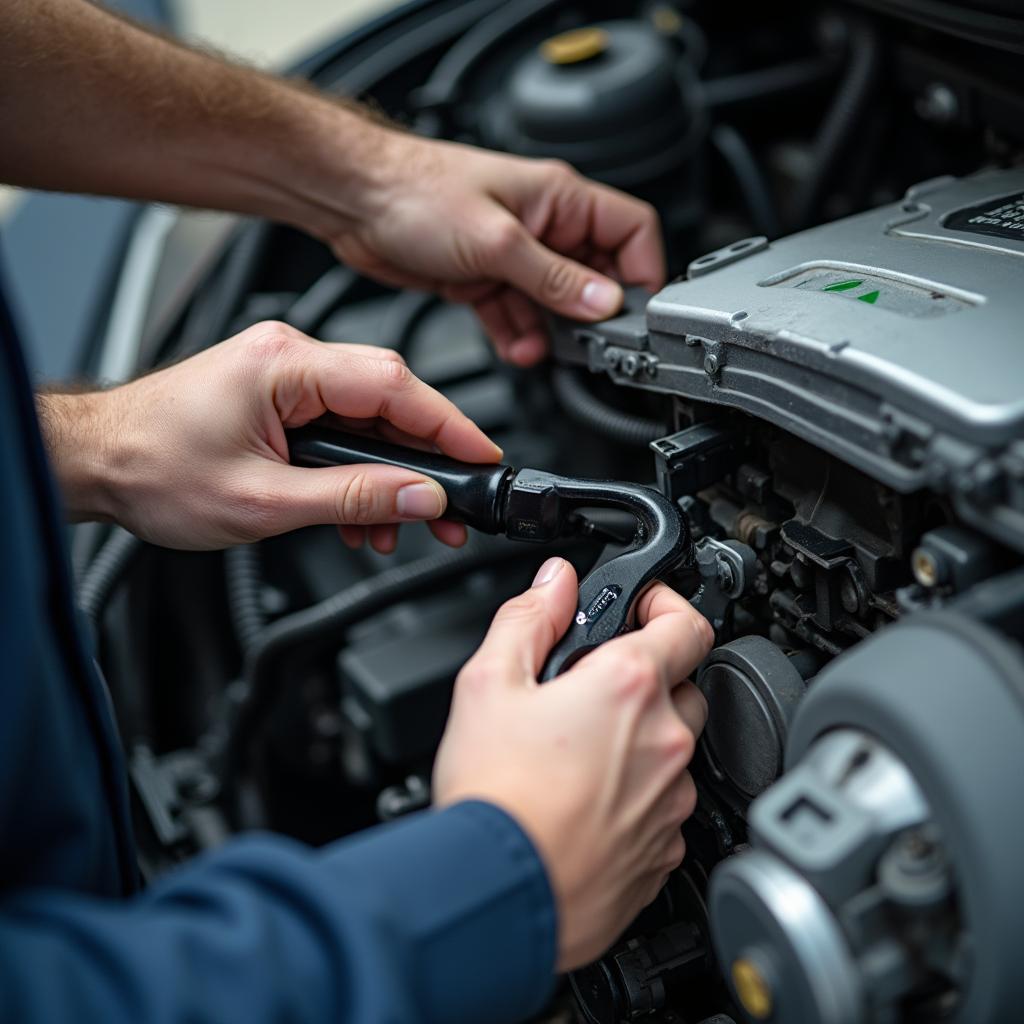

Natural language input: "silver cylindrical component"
[710,728,932,1024]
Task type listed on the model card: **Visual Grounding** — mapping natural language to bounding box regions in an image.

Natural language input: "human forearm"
[2,3,667,368]
[0,0,392,240]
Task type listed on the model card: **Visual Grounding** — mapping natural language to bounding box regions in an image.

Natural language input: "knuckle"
[377,357,414,388]
[248,321,300,361]
[376,348,406,365]
[484,218,523,262]
[672,773,698,820]
[333,470,379,525]
[661,833,686,871]
[255,319,295,335]
[541,158,576,183]
[612,651,659,702]
[231,484,282,540]
[689,609,715,656]
[457,655,503,693]
[638,198,659,226]
[495,588,546,625]
[540,258,578,303]
[663,720,696,764]
[692,686,710,733]
[494,589,558,653]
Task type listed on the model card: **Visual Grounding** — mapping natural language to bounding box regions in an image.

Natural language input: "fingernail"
[532,557,564,588]
[581,278,622,316]
[396,482,444,520]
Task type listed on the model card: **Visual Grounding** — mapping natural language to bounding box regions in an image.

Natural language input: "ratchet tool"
[288,425,697,680]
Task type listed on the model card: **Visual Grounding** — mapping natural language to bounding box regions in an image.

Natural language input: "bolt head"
[716,560,735,590]
[911,548,941,588]
[704,353,720,376]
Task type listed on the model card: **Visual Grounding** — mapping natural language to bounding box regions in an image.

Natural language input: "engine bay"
[81,2,1024,1022]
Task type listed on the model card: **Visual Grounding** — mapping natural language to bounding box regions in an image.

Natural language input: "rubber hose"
[702,54,839,111]
[328,0,499,98]
[78,527,143,625]
[71,521,107,583]
[711,124,782,239]
[552,366,666,446]
[223,536,569,787]
[286,265,359,336]
[171,220,271,362]
[225,545,268,654]
[294,0,497,83]
[378,290,438,358]
[419,0,562,108]
[792,21,881,231]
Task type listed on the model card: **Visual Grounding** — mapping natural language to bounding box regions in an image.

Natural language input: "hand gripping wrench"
[288,425,697,680]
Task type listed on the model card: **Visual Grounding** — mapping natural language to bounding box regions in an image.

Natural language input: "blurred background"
[179,0,398,65]
[0,0,399,221]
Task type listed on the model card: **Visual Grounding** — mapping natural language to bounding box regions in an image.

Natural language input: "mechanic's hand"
[432,559,713,970]
[77,321,500,551]
[329,136,666,366]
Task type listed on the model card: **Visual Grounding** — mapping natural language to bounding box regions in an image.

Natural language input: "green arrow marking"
[858,290,880,304]
[823,279,862,292]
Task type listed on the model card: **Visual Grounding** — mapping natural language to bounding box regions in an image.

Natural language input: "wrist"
[37,389,128,524]
[250,88,406,241]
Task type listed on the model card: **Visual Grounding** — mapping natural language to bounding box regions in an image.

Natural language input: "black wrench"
[288,425,695,680]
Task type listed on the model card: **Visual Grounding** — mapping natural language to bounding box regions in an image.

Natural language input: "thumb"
[465,557,580,684]
[497,224,624,321]
[252,462,447,535]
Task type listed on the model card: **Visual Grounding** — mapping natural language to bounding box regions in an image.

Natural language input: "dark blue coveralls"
[0,265,556,1022]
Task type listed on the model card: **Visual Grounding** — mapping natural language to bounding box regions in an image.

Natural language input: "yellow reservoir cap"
[731,957,774,1019]
[540,27,610,65]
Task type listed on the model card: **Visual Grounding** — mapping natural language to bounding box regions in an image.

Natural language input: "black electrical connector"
[650,421,743,501]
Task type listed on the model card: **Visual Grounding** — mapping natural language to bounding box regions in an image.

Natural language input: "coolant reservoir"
[490,20,700,188]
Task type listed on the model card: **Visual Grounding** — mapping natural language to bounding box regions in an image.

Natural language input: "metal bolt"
[716,558,735,592]
[900,830,937,862]
[879,827,950,906]
[704,353,720,376]
[911,547,941,588]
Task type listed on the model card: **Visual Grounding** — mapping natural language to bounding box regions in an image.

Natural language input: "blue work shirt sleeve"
[0,800,558,1024]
